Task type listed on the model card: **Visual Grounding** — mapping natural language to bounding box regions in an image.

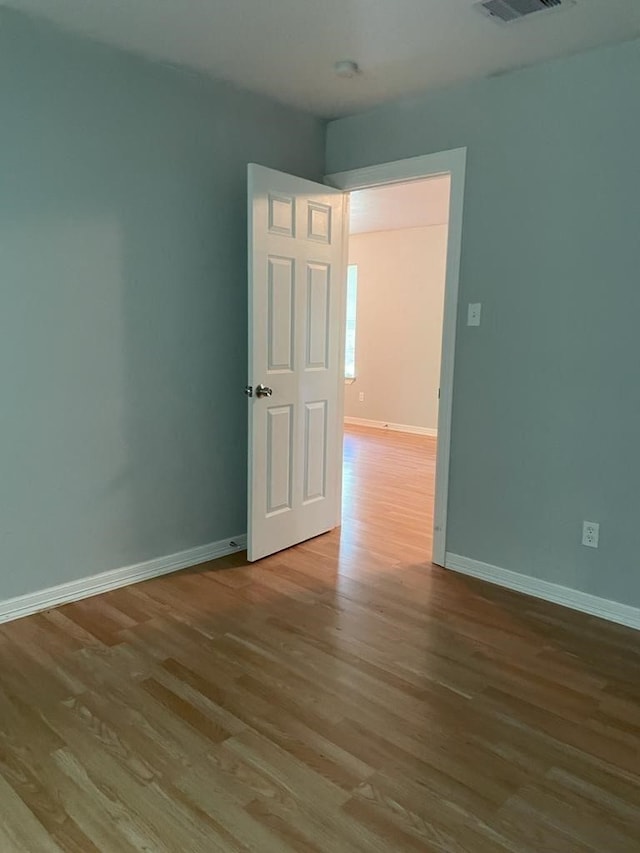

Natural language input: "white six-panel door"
[247,165,347,562]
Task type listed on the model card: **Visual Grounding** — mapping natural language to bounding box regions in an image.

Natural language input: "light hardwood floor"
[0,425,639,851]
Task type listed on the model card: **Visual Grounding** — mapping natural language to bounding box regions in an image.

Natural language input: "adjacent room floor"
[0,425,638,851]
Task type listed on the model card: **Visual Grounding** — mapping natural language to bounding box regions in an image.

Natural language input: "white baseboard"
[445,553,640,631]
[0,534,247,626]
[344,417,437,438]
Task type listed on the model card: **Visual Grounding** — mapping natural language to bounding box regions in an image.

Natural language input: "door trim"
[334,192,351,529]
[325,148,467,567]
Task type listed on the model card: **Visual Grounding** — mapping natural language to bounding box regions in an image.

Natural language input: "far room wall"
[345,226,447,432]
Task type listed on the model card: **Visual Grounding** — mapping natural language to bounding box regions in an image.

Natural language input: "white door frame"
[325,148,467,567]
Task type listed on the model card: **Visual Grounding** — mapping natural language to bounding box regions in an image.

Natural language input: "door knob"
[255,384,273,398]
[243,385,253,397]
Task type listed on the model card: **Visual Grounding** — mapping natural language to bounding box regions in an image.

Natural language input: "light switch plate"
[467,303,482,327]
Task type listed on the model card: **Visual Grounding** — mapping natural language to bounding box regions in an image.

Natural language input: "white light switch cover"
[467,303,482,327]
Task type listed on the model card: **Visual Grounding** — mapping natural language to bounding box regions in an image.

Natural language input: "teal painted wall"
[0,11,325,599]
[327,39,640,606]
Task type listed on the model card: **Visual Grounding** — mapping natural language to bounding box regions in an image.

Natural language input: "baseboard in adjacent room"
[445,552,640,631]
[344,416,437,437]
[0,534,247,625]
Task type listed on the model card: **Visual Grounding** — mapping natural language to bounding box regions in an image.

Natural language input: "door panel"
[266,405,293,516]
[248,165,346,562]
[303,401,328,504]
[267,257,295,372]
[306,263,330,370]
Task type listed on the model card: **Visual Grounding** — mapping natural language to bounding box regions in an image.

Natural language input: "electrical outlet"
[582,521,599,549]
[359,392,365,402]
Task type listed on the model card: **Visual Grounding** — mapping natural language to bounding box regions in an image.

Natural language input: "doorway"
[341,175,450,563]
[326,149,466,566]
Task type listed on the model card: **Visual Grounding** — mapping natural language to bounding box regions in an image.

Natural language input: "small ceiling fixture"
[334,60,360,78]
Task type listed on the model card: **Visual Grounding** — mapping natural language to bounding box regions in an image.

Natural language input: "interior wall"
[327,38,640,608]
[0,10,325,601]
[345,226,447,431]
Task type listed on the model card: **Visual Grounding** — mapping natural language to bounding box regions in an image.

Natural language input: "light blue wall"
[327,39,640,606]
[0,10,325,599]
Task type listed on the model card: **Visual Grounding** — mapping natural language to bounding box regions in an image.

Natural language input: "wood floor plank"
[0,771,65,853]
[0,424,638,850]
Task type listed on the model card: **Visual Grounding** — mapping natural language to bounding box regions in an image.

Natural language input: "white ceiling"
[350,176,451,236]
[3,0,639,118]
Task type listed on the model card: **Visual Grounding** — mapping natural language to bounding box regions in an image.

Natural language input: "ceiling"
[350,176,451,236]
[3,0,639,117]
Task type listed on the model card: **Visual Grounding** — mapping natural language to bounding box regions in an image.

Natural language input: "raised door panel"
[269,194,295,237]
[303,401,328,504]
[307,201,332,243]
[267,256,295,373]
[306,262,330,371]
[266,405,294,516]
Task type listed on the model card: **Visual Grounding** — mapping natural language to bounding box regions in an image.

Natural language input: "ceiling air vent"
[477,0,575,23]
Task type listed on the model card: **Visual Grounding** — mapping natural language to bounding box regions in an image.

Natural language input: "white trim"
[335,192,351,526]
[344,416,437,437]
[445,553,640,631]
[0,535,247,625]
[326,148,467,567]
[325,150,467,192]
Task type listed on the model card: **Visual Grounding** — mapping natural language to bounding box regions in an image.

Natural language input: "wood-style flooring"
[0,425,639,851]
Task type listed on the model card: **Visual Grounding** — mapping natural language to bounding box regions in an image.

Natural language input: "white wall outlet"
[582,521,600,549]
[467,303,482,327]
[358,391,365,402]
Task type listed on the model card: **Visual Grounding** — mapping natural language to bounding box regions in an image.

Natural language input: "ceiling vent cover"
[477,0,574,23]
